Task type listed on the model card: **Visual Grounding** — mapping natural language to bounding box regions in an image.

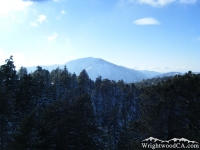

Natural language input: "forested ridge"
[0,56,200,150]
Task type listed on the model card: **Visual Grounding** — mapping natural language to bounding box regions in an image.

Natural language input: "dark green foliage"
[0,56,200,149]
[0,56,18,150]
[12,95,101,150]
[130,71,200,149]
[17,67,27,79]
[78,69,91,95]
[15,74,34,116]
[68,94,101,149]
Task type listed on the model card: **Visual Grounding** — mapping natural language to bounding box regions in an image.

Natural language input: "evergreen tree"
[78,70,91,95]
[32,66,51,107]
[68,94,101,149]
[130,72,200,149]
[17,67,27,79]
[15,73,34,117]
[0,56,18,149]
[1,55,199,149]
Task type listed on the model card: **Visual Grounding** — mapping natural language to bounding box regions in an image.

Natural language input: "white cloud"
[30,14,47,27]
[61,10,66,14]
[179,0,197,4]
[133,17,160,25]
[38,14,46,23]
[128,0,198,7]
[129,0,175,6]
[46,32,58,42]
[0,0,33,16]
[53,0,66,3]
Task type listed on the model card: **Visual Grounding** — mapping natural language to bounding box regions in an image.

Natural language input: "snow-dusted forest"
[0,56,200,149]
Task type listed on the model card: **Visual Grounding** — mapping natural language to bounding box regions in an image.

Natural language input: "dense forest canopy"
[0,56,200,149]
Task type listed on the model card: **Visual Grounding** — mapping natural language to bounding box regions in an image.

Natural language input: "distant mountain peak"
[26,57,161,83]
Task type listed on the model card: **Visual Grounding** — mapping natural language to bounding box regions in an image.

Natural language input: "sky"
[0,0,200,73]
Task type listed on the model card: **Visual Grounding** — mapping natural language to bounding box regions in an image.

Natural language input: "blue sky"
[0,0,200,73]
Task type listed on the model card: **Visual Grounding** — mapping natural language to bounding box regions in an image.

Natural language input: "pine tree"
[0,56,18,149]
[68,94,101,149]
[130,72,200,148]
[15,73,34,117]
[78,69,91,95]
[17,67,27,79]
[32,66,51,107]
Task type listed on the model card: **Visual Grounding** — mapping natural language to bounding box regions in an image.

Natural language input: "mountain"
[26,57,161,83]
[150,71,200,79]
[154,72,183,78]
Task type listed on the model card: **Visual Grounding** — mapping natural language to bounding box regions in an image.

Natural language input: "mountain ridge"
[26,57,161,83]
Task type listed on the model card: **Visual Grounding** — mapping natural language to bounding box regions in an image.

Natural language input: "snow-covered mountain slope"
[65,57,149,82]
[26,57,161,83]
